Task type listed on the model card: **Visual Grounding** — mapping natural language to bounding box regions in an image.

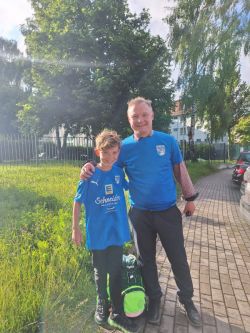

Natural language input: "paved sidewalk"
[144,168,250,333]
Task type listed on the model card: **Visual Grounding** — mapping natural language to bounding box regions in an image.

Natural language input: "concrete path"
[145,168,250,333]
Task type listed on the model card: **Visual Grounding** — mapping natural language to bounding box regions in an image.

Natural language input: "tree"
[232,114,250,145]
[19,0,173,146]
[0,37,28,134]
[166,0,250,141]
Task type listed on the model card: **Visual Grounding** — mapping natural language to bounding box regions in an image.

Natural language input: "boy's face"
[95,145,120,168]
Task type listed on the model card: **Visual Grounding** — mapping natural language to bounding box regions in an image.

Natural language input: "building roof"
[171,100,184,117]
[171,100,192,117]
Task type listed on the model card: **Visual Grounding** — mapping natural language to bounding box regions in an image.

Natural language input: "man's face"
[127,102,154,138]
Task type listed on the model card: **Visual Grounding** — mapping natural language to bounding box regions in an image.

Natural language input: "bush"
[194,143,216,160]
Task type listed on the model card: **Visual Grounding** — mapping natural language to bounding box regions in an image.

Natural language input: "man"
[81,97,202,327]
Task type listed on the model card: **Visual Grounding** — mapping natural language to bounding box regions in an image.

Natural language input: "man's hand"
[80,162,95,180]
[183,201,195,217]
[72,226,83,246]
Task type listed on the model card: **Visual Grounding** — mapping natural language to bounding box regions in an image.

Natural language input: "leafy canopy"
[19,0,173,138]
[166,0,250,141]
[0,38,28,134]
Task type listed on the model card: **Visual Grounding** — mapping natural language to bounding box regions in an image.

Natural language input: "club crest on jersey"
[156,145,165,156]
[105,184,113,195]
[115,175,120,184]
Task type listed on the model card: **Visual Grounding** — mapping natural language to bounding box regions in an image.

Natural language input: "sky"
[0,0,249,85]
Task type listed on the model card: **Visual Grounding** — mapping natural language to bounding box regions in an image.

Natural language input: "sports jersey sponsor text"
[95,194,120,205]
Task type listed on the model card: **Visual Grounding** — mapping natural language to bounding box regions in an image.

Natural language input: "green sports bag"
[121,254,146,318]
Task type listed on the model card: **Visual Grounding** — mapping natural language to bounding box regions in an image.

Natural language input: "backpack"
[121,254,146,318]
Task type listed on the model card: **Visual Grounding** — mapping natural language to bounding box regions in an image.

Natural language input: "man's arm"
[173,161,198,216]
[72,201,83,246]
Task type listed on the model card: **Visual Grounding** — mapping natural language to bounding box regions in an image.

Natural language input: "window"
[180,127,186,135]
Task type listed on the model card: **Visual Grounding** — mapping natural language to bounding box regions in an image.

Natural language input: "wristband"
[184,192,199,202]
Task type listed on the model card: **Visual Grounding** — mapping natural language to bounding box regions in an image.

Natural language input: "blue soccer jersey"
[74,165,130,250]
[117,131,183,211]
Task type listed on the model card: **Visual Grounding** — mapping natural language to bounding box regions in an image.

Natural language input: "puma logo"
[90,180,98,186]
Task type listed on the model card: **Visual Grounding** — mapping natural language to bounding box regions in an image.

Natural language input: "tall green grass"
[0,165,98,333]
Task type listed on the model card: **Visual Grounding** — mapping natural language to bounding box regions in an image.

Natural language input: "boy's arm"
[72,201,83,246]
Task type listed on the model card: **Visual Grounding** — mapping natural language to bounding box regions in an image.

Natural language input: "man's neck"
[133,130,153,141]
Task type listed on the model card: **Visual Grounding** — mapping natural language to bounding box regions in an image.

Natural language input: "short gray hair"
[127,97,152,110]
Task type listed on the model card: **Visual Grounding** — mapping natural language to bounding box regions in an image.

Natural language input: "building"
[169,100,228,144]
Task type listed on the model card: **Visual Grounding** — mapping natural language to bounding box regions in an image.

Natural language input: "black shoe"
[147,298,161,324]
[108,313,139,333]
[94,298,109,325]
[182,300,202,327]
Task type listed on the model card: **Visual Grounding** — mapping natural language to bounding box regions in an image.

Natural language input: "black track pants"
[92,245,123,314]
[129,205,193,304]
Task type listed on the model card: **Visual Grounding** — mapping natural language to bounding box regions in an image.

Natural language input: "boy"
[72,129,138,333]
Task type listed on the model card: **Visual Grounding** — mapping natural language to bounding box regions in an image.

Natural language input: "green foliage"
[19,0,173,138]
[186,160,220,184]
[166,0,250,141]
[232,114,250,145]
[194,143,216,160]
[0,38,28,134]
[0,165,96,333]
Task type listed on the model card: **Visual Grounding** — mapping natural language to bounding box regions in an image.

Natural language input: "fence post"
[34,134,38,166]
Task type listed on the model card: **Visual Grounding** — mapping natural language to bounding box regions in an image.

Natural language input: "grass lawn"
[0,165,97,333]
[186,160,221,183]
[0,161,220,333]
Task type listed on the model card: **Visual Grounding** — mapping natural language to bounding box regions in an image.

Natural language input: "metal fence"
[180,141,249,162]
[0,134,94,166]
[0,134,248,166]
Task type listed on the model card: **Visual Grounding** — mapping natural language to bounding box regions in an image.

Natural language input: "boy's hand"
[80,163,95,180]
[72,227,83,246]
[183,201,195,217]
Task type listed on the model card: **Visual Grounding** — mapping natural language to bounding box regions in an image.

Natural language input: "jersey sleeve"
[171,137,183,166]
[74,180,87,204]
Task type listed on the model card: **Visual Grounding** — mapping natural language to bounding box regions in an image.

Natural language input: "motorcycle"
[232,163,249,185]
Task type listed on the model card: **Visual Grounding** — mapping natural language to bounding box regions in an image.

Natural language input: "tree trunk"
[62,128,69,150]
[55,126,62,160]
[227,128,232,161]
[61,128,69,160]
